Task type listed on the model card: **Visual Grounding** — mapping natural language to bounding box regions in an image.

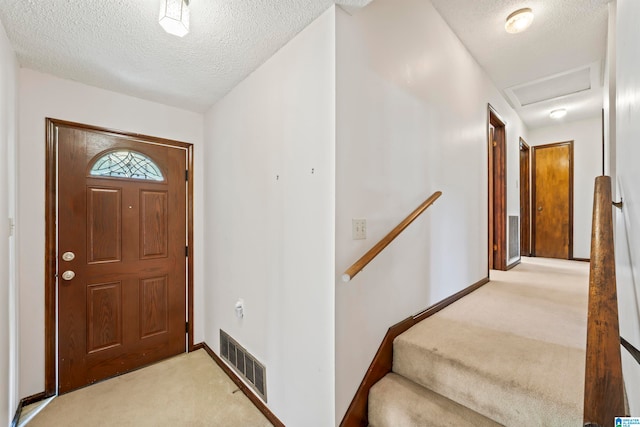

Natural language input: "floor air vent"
[509,215,520,260]
[220,330,267,402]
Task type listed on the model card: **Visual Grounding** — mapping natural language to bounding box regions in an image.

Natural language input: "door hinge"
[185,170,189,181]
[493,141,497,147]
[493,244,498,251]
[185,246,189,257]
[185,322,189,333]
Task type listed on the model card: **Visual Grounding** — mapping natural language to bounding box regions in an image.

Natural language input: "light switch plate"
[352,219,366,240]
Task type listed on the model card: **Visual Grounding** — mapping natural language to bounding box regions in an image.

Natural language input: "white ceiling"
[0,0,609,128]
[0,0,370,113]
[430,0,610,129]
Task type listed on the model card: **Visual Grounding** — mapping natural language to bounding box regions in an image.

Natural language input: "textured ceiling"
[430,0,609,129]
[0,0,370,112]
[0,0,609,127]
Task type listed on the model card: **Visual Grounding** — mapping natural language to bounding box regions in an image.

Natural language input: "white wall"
[203,8,336,426]
[0,18,19,427]
[612,0,640,415]
[604,2,617,182]
[528,116,603,260]
[17,69,204,398]
[334,0,526,421]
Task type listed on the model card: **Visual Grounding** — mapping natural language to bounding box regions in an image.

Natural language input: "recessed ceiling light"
[159,0,190,37]
[505,8,534,34]
[550,109,567,119]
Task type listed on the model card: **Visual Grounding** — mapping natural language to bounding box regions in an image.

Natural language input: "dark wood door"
[532,141,573,259]
[519,139,531,257]
[488,107,507,270]
[488,125,495,270]
[56,124,187,393]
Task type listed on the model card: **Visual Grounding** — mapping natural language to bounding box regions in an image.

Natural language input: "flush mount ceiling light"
[505,8,534,34]
[550,108,567,119]
[159,0,190,37]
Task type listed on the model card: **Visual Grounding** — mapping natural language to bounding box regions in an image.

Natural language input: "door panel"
[140,190,169,258]
[532,142,573,259]
[87,187,122,263]
[56,123,187,393]
[86,281,123,353]
[140,276,169,338]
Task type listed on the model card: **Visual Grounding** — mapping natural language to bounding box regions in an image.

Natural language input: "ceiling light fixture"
[550,109,567,119]
[159,0,190,37]
[505,8,534,34]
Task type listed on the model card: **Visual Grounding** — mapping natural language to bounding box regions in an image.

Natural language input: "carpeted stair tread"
[368,373,502,427]
[393,316,584,426]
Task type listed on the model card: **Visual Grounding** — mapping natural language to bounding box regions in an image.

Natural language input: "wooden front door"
[519,139,531,257]
[53,120,188,393]
[532,141,574,259]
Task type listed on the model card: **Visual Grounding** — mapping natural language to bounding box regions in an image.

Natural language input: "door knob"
[538,206,543,211]
[62,251,75,261]
[61,270,75,281]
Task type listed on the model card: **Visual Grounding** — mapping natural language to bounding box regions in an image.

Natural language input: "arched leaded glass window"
[89,150,164,181]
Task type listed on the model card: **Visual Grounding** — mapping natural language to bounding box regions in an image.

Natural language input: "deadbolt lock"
[62,251,75,261]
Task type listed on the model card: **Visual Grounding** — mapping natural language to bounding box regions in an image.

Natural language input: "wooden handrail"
[342,191,442,282]
[583,176,625,426]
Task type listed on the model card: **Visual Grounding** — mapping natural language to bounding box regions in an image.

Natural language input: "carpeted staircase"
[368,258,589,426]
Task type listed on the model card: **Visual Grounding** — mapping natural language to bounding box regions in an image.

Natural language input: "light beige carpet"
[370,256,590,426]
[21,349,273,427]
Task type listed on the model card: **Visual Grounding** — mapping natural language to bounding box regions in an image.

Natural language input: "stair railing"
[342,191,442,282]
[583,176,626,427]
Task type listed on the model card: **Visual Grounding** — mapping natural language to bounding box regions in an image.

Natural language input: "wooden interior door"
[55,122,187,393]
[519,139,531,257]
[488,125,495,270]
[532,141,573,259]
[488,107,507,270]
